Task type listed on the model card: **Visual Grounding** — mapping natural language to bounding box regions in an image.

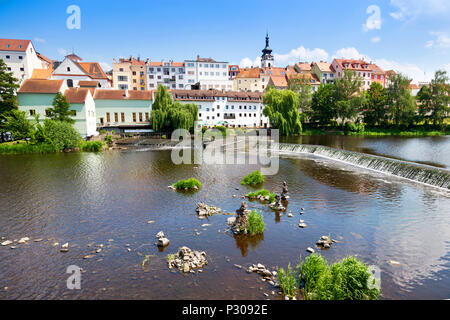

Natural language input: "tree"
[417,70,449,127]
[47,92,75,124]
[311,83,336,125]
[0,109,35,141]
[262,87,302,136]
[0,58,20,141]
[386,74,417,127]
[333,70,364,126]
[288,76,312,121]
[364,82,388,126]
[151,85,198,132]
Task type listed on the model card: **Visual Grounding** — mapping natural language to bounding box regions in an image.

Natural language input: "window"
[5,55,10,59]
[145,113,149,121]
[118,76,128,82]
[45,109,51,117]
[29,110,36,116]
[67,79,74,87]
[67,67,71,72]
[217,113,220,117]
[19,56,23,60]
[139,113,143,122]
[199,113,202,117]
[132,113,136,122]
[121,113,125,122]
[106,113,111,122]
[119,68,124,72]
[20,67,24,72]
[114,113,118,122]
[132,71,136,76]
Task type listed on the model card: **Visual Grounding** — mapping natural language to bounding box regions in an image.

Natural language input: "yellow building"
[113,56,148,91]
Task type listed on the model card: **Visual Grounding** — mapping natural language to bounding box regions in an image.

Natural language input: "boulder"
[158,238,170,247]
[1,240,12,246]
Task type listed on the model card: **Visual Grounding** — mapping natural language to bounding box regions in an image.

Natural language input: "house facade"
[94,90,152,128]
[311,62,335,84]
[0,39,46,85]
[17,79,97,138]
[184,56,233,90]
[52,54,111,89]
[331,59,373,90]
[171,90,269,128]
[147,61,186,90]
[113,56,148,91]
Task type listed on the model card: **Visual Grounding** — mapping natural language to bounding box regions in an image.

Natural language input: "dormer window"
[19,45,22,49]
[67,67,71,72]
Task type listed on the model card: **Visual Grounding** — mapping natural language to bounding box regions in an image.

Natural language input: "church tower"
[261,32,274,68]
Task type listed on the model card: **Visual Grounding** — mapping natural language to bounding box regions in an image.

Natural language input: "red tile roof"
[334,59,372,72]
[19,79,64,94]
[78,80,99,87]
[236,68,261,79]
[37,52,53,65]
[0,39,31,52]
[368,64,385,74]
[78,62,108,79]
[31,67,53,79]
[314,62,332,73]
[270,75,288,87]
[64,88,90,104]
[296,62,312,72]
[94,89,153,100]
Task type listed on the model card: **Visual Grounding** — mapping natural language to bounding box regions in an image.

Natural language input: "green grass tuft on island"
[247,189,276,203]
[172,178,202,191]
[240,170,264,187]
[277,253,380,300]
[246,210,265,235]
[80,141,105,152]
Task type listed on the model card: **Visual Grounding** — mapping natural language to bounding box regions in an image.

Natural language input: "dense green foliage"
[263,87,302,136]
[0,109,35,141]
[47,92,75,124]
[240,170,264,186]
[417,70,450,127]
[151,85,198,132]
[41,119,81,150]
[278,253,380,300]
[80,141,104,152]
[0,58,20,142]
[288,76,312,121]
[309,69,449,133]
[278,264,297,298]
[173,178,202,191]
[246,210,265,235]
[247,189,276,203]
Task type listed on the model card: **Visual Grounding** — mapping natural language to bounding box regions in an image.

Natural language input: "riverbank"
[0,140,106,155]
[301,126,449,137]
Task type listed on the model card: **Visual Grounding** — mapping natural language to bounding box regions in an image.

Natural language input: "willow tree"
[263,87,302,136]
[151,85,198,132]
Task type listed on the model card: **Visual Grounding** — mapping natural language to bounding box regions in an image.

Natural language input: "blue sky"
[1,0,449,82]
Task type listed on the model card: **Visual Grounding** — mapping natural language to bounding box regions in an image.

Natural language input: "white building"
[184,56,233,90]
[52,54,111,89]
[171,90,269,128]
[147,61,186,90]
[0,39,47,85]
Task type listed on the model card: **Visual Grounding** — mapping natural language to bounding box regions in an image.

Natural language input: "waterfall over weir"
[271,143,450,190]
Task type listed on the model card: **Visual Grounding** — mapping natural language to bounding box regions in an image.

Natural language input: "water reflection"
[233,233,265,257]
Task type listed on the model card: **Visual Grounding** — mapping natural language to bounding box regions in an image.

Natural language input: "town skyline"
[1,0,449,83]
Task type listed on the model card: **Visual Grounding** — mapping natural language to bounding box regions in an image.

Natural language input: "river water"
[0,136,449,300]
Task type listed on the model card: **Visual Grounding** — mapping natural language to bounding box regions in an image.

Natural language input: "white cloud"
[389,0,450,20]
[273,46,329,66]
[239,57,261,68]
[333,47,372,61]
[363,5,382,31]
[34,37,46,43]
[425,32,450,49]
[57,48,68,56]
[99,62,112,71]
[371,37,381,43]
[333,47,435,83]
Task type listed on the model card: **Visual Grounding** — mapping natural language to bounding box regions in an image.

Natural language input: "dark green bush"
[247,189,276,202]
[43,119,81,150]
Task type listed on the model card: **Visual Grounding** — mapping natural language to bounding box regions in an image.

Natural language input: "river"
[0,135,449,300]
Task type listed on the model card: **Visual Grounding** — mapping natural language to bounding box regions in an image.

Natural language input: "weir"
[271,143,450,190]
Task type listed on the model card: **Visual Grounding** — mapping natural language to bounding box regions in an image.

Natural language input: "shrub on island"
[241,171,264,187]
[80,141,105,152]
[246,210,265,235]
[246,189,276,203]
[172,178,202,191]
